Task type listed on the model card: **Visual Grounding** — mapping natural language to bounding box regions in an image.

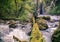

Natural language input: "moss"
[38,16,51,21]
[30,23,44,42]
[42,16,51,21]
[36,19,48,30]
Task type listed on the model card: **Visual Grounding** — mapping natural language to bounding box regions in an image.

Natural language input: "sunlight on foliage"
[30,23,44,42]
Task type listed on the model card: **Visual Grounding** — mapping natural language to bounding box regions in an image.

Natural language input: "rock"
[15,21,20,24]
[42,16,51,21]
[54,24,58,27]
[6,21,10,24]
[36,19,48,30]
[9,24,17,28]
[9,20,16,24]
[50,20,55,23]
[9,20,17,28]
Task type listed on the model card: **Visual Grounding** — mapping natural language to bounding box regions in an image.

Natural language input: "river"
[0,16,59,42]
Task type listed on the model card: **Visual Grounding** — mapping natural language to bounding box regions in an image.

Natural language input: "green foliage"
[0,0,16,19]
[49,6,60,15]
[44,0,52,6]
[52,29,60,42]
[0,0,34,20]
[49,0,60,15]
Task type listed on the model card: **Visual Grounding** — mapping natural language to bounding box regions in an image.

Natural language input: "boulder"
[9,20,17,28]
[36,19,48,30]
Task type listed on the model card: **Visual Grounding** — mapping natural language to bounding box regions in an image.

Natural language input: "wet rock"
[21,25,26,28]
[9,24,17,28]
[15,21,20,24]
[50,20,55,23]
[9,20,17,28]
[0,38,4,42]
[42,16,51,21]
[36,19,48,30]
[27,31,31,36]
[54,24,58,27]
[6,21,10,24]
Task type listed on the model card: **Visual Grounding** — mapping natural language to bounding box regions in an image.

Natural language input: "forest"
[0,0,60,20]
[0,0,60,42]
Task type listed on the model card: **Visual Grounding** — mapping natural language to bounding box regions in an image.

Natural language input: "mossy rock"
[38,16,51,21]
[39,25,48,30]
[42,16,51,21]
[36,19,48,30]
[36,19,47,24]
[9,20,16,24]
[9,20,17,28]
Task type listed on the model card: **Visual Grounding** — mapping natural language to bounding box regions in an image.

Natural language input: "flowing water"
[41,21,58,42]
[0,16,59,42]
[0,22,58,42]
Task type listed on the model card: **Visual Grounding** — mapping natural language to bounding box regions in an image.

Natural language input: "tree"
[49,0,60,15]
[0,0,34,19]
[0,0,17,19]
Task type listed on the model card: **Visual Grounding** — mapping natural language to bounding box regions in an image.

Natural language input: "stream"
[41,21,58,42]
[0,16,59,42]
[0,22,58,42]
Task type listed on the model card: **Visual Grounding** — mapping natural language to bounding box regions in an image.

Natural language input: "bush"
[52,20,60,42]
[17,13,32,24]
[52,29,60,42]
